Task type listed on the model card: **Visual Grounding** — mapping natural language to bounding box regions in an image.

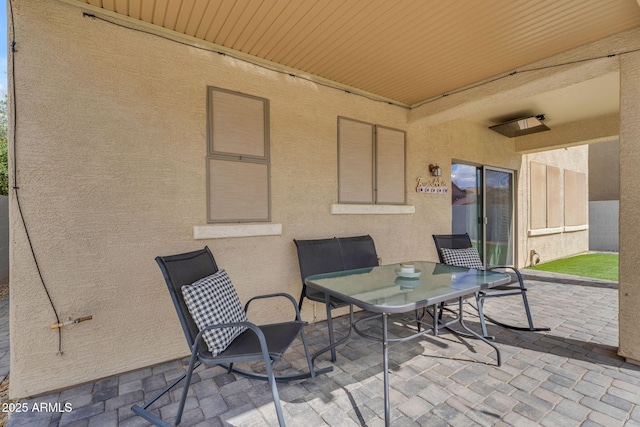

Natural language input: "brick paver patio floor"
[6,270,640,426]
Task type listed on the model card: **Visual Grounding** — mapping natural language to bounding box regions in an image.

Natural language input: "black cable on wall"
[8,0,63,354]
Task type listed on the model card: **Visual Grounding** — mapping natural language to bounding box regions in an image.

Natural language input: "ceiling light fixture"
[489,114,550,138]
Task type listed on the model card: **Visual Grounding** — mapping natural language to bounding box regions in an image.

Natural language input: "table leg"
[311,299,354,364]
[456,297,502,366]
[324,293,337,362]
[382,313,390,427]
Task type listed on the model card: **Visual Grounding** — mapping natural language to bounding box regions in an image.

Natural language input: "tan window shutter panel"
[208,158,270,222]
[565,170,587,226]
[207,87,270,223]
[338,118,374,203]
[210,89,267,159]
[376,126,406,204]
[546,166,562,228]
[530,162,547,230]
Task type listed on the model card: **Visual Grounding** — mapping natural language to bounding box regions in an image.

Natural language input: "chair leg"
[239,329,286,427]
[519,288,536,330]
[131,361,201,427]
[175,347,202,425]
[298,324,316,378]
[230,324,288,426]
[512,269,536,331]
[491,267,550,332]
[516,275,550,332]
[263,354,286,426]
[179,332,283,427]
[312,303,353,364]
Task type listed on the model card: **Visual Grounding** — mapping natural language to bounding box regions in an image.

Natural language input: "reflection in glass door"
[451,164,483,259]
[451,163,514,267]
[484,168,514,266]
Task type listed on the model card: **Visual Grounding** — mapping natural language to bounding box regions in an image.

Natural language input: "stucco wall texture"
[523,146,590,265]
[619,50,640,365]
[10,0,590,398]
[589,140,620,202]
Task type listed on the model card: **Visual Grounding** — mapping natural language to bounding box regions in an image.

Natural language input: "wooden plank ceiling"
[78,0,640,106]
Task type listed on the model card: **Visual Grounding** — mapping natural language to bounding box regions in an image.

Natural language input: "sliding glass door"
[451,163,483,256]
[451,163,514,267]
[484,167,514,266]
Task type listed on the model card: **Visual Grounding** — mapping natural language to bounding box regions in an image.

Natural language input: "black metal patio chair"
[432,233,549,337]
[294,235,379,362]
[339,235,380,271]
[132,246,331,427]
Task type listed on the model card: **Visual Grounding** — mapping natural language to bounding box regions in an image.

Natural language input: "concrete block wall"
[589,200,619,251]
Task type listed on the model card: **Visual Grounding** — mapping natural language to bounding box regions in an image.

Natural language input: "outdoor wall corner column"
[618,50,640,365]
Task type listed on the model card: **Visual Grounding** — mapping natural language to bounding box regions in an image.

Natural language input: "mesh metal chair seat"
[131,247,331,427]
[433,233,549,337]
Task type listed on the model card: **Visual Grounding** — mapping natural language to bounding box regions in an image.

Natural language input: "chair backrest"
[294,235,380,305]
[337,235,379,270]
[432,233,473,263]
[294,238,345,281]
[156,247,219,349]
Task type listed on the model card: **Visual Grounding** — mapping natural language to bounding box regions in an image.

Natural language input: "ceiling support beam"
[619,49,640,365]
[408,27,640,126]
[514,113,619,154]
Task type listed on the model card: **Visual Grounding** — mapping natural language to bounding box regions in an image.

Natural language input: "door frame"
[482,165,516,267]
[451,161,517,267]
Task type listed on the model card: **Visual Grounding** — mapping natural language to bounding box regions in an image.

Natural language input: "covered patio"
[7,270,637,426]
[8,1,640,424]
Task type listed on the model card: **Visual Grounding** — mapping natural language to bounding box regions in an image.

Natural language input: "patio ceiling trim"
[515,113,620,153]
[409,53,621,126]
[57,0,640,144]
[69,0,640,107]
[59,0,412,109]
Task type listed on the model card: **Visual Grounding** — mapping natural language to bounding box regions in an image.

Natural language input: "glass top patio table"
[305,261,511,313]
[305,261,511,427]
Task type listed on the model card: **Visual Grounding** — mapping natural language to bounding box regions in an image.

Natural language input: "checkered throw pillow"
[440,247,484,270]
[181,269,248,356]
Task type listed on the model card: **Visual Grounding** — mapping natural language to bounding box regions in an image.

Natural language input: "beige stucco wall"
[522,146,590,265]
[10,0,593,398]
[618,50,640,364]
[408,119,529,268]
[589,140,620,201]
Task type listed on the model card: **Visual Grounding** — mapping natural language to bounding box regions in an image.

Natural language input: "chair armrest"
[488,266,525,288]
[192,321,272,362]
[245,293,303,321]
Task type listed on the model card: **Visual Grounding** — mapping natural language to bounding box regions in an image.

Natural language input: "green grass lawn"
[527,252,619,281]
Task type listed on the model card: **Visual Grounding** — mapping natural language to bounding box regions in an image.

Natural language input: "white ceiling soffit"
[467,72,621,128]
[75,0,640,107]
